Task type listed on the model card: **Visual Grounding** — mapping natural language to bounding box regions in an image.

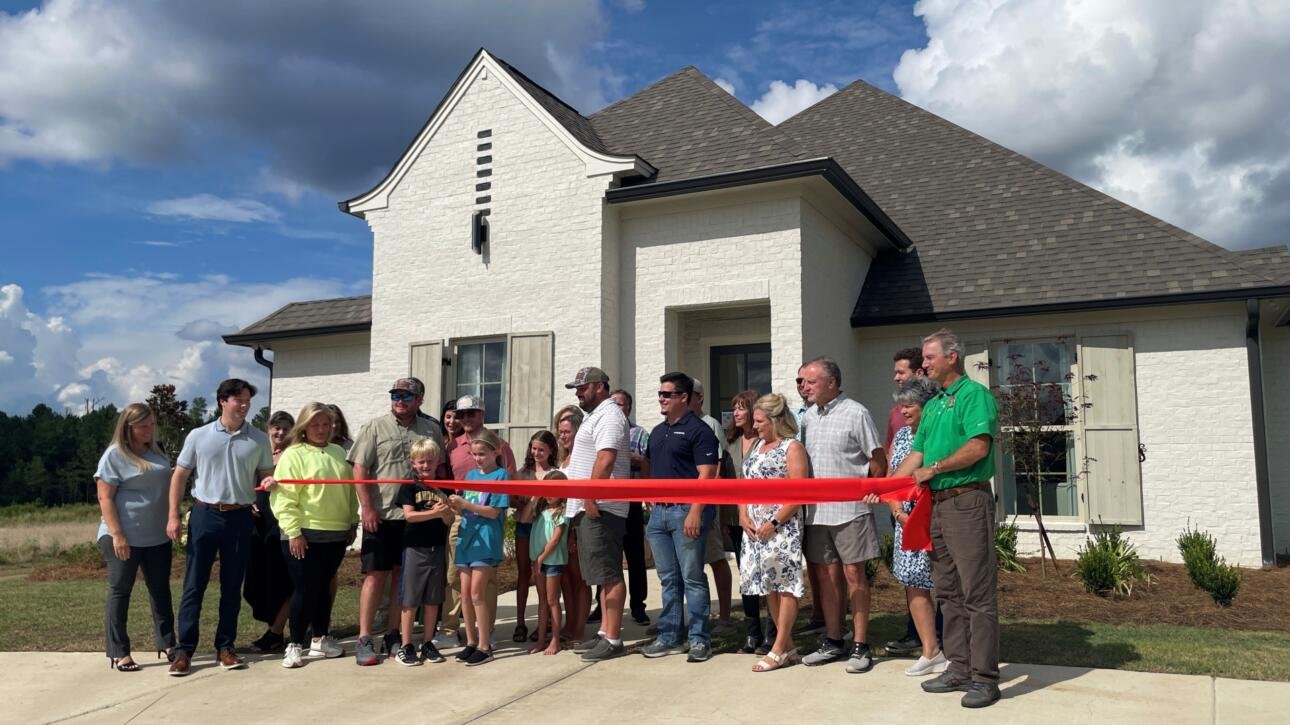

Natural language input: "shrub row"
[1177,525,1240,606]
[1075,526,1149,597]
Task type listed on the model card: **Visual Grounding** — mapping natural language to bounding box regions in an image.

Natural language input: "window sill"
[1000,518,1087,533]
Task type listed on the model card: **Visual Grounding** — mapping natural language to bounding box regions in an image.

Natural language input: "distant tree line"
[0,384,269,507]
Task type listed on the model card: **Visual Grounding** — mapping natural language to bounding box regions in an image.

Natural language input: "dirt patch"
[0,522,100,564]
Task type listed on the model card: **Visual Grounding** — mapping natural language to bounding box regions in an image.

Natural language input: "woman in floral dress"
[738,393,811,672]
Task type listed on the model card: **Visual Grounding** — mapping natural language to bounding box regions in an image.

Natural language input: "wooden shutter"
[409,341,444,420]
[962,341,997,498]
[505,331,554,446]
[1080,334,1143,525]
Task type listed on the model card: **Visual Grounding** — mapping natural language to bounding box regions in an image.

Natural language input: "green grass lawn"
[3,574,1288,681]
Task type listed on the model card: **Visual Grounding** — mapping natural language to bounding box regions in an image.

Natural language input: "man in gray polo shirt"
[799,356,888,673]
[563,366,631,661]
[166,378,274,676]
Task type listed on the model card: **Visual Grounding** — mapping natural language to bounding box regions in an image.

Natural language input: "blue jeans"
[177,505,253,655]
[646,504,715,645]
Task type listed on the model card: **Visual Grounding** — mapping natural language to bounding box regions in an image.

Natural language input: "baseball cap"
[564,366,610,389]
[455,394,484,411]
[390,378,425,397]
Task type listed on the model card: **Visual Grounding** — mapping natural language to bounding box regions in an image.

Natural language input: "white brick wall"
[269,333,384,431]
[361,69,613,421]
[852,303,1265,565]
[800,200,873,402]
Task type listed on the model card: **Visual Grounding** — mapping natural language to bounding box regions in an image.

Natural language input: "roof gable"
[590,67,807,183]
[778,80,1287,324]
[341,49,651,217]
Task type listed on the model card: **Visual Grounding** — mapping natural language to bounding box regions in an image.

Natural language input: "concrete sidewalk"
[6,569,1289,724]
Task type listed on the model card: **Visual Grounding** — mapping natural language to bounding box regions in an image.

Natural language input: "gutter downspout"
[253,346,274,412]
[1246,300,1276,568]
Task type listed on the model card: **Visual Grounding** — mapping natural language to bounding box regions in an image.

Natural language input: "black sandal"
[110,656,141,672]
[512,623,528,643]
[249,630,285,653]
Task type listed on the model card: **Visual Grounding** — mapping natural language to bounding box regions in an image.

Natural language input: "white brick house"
[226,49,1290,567]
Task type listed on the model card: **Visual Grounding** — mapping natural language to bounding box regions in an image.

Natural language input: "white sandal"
[752,648,798,672]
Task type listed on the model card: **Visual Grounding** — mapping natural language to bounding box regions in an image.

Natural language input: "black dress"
[243,488,293,624]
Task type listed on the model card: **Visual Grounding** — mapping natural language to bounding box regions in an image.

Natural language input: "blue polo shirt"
[648,411,720,479]
[177,418,274,505]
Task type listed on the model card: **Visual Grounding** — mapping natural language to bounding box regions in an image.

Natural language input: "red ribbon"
[271,476,933,551]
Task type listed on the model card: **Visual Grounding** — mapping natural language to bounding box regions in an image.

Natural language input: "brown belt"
[193,499,252,512]
[930,481,991,503]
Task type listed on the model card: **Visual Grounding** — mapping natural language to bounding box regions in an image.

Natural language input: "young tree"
[989,343,1093,575]
[251,405,271,430]
[146,384,191,457]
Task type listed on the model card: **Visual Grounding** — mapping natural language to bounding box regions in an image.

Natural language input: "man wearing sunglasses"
[642,372,720,663]
[348,378,446,665]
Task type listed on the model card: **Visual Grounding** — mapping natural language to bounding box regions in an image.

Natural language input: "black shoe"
[394,644,421,666]
[922,671,974,694]
[754,639,773,656]
[420,642,445,664]
[587,606,602,624]
[381,630,400,655]
[631,609,651,626]
[455,645,478,662]
[884,635,921,656]
[961,682,1001,708]
[248,630,285,654]
[739,634,763,654]
[464,648,494,667]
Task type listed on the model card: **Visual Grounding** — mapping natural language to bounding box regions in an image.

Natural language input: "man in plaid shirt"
[798,356,888,673]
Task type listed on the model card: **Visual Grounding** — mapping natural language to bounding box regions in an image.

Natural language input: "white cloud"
[893,0,1290,250]
[713,78,737,96]
[0,274,368,414]
[615,0,646,12]
[146,194,280,223]
[751,79,839,125]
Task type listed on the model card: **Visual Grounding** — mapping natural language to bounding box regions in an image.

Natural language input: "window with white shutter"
[409,340,444,419]
[1078,334,1144,526]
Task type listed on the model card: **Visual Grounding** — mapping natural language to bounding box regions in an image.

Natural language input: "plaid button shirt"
[801,393,883,525]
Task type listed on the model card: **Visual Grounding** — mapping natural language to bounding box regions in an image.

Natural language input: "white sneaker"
[905,650,949,676]
[431,632,456,649]
[309,635,344,659]
[282,643,304,669]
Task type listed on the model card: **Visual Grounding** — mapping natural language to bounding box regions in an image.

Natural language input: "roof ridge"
[694,70,810,160]
[590,66,701,119]
[488,49,591,119]
[782,78,1281,288]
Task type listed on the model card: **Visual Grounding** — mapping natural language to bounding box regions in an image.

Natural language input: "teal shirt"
[528,508,568,565]
[912,375,998,492]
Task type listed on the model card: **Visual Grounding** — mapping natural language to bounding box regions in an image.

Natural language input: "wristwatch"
[771,518,782,529]
[932,460,942,474]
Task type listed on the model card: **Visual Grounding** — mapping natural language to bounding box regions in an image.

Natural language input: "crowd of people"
[92,327,1003,708]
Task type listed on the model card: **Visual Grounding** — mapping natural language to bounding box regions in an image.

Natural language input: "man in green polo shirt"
[893,328,1000,709]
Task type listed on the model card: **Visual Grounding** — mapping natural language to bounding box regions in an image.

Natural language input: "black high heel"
[110,656,141,672]
[158,647,177,663]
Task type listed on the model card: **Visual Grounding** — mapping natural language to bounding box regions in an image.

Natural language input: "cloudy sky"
[2,0,1288,413]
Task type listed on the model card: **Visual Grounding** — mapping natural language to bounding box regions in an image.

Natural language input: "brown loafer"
[217,648,246,670]
[168,651,191,677]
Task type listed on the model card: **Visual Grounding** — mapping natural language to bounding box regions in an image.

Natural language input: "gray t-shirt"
[565,398,632,518]
[95,446,173,547]
[176,419,273,505]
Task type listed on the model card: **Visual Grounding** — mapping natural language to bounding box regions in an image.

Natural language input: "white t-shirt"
[564,397,632,518]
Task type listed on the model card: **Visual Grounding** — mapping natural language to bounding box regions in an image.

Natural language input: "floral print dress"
[738,438,804,597]
[890,425,934,590]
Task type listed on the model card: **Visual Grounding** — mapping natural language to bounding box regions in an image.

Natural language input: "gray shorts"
[400,545,447,608]
[578,511,626,586]
[704,521,727,564]
[805,515,880,566]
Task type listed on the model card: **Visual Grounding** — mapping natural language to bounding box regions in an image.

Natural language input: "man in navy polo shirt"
[641,371,720,663]
[166,378,275,676]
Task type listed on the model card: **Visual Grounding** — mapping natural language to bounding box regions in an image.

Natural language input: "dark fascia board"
[851,285,1290,328]
[222,322,372,347]
[604,158,913,250]
[338,48,487,218]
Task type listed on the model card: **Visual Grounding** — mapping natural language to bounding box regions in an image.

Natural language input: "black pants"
[625,502,648,613]
[99,536,175,659]
[281,539,347,646]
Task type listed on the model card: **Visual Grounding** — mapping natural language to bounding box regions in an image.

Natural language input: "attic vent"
[473,129,493,255]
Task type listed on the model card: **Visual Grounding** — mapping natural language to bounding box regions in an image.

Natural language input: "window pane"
[483,383,503,425]
[747,352,771,396]
[458,344,482,386]
[484,341,506,383]
[1004,431,1076,517]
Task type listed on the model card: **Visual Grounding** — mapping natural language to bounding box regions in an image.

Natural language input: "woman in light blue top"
[95,403,176,671]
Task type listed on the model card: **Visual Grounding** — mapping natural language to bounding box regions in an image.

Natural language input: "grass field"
[2,570,1289,681]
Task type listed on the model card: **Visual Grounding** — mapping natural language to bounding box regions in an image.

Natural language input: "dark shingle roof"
[490,54,612,156]
[778,80,1286,325]
[1235,247,1290,285]
[224,295,371,345]
[590,68,807,182]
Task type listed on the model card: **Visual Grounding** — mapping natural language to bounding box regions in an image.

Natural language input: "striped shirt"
[564,398,632,518]
[801,393,883,525]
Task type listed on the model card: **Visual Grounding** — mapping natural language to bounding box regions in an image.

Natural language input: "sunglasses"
[390,392,416,402]
[657,390,685,399]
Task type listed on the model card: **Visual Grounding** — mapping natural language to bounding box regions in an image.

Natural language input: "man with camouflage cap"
[349,377,445,665]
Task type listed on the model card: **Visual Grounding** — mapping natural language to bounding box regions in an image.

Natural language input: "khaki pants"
[930,487,999,684]
[441,517,499,633]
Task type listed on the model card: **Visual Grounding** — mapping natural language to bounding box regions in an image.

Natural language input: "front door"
[709,342,772,428]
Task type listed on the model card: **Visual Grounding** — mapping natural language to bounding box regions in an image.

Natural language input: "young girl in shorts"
[447,430,509,667]
[523,471,569,655]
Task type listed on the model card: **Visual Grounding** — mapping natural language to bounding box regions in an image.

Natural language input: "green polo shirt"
[912,374,998,492]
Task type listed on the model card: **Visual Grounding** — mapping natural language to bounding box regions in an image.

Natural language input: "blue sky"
[2,0,1288,413]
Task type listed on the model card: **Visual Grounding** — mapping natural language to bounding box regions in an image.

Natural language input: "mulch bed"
[30,552,1287,633]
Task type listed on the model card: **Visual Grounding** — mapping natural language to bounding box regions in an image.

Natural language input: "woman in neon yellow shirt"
[270,402,359,669]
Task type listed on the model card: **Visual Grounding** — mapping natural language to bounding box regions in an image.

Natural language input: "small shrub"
[865,557,879,582]
[880,532,895,575]
[1177,524,1240,606]
[995,519,1026,573]
[1075,527,1148,597]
